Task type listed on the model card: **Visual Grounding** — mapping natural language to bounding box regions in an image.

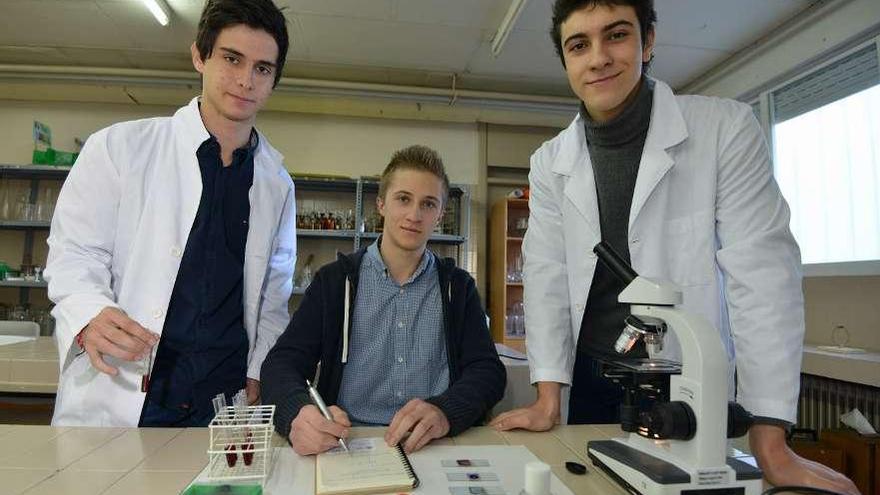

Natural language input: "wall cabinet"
[488,197,529,352]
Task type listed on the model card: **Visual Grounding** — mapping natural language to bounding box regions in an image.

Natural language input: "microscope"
[586,242,762,495]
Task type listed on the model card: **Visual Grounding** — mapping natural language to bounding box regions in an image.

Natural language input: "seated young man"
[262,145,505,455]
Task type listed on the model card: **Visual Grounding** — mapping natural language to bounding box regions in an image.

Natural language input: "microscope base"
[587,439,763,495]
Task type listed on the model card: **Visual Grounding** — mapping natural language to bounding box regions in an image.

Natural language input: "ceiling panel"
[394,0,507,29]
[513,0,555,32]
[656,0,815,51]
[296,15,483,71]
[648,44,728,89]
[95,2,198,52]
[0,0,132,48]
[466,28,564,78]
[120,50,193,71]
[0,0,819,96]
[283,0,394,21]
[0,46,70,66]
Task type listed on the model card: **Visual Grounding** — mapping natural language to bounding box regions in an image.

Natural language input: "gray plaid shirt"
[337,239,450,425]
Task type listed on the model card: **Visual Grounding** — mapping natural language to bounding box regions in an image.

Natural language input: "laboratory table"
[0,424,630,495]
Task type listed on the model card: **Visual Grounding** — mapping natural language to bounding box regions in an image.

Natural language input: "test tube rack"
[205,404,276,484]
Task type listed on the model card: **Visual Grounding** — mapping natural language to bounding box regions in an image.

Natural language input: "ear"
[191,42,205,74]
[642,27,656,65]
[376,195,386,217]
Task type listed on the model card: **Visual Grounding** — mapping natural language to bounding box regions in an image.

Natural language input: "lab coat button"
[631,238,640,245]
[152,308,164,319]
[170,246,182,258]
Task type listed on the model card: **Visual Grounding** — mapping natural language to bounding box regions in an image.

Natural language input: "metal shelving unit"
[0,164,68,305]
[0,167,473,306]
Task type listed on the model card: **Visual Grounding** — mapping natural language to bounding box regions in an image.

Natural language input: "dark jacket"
[261,248,506,438]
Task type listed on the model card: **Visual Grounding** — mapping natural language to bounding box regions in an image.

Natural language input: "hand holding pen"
[288,379,352,455]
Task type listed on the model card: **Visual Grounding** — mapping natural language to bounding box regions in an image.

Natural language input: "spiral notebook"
[316,437,419,495]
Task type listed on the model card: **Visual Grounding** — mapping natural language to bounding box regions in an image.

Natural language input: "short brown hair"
[379,145,450,204]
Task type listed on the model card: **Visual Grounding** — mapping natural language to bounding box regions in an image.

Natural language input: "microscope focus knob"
[727,402,754,438]
[640,401,696,440]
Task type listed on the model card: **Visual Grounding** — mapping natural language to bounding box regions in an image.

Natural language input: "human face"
[191,24,278,127]
[377,168,445,255]
[559,4,654,123]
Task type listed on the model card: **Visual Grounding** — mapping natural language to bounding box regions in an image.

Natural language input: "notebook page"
[316,437,414,495]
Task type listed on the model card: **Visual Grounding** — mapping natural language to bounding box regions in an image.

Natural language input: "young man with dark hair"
[490,1,858,493]
[262,145,505,455]
[46,0,295,427]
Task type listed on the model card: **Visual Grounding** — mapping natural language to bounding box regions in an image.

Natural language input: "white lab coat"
[523,79,805,423]
[45,97,296,426]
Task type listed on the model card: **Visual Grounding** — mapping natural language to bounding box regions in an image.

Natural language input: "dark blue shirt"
[143,131,256,425]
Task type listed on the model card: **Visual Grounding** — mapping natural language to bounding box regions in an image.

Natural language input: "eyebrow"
[394,190,441,203]
[563,19,635,46]
[218,47,277,68]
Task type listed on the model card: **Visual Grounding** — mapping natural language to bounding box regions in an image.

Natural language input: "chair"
[0,320,40,337]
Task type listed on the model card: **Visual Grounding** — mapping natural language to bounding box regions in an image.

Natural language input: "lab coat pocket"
[67,351,100,387]
[663,210,715,286]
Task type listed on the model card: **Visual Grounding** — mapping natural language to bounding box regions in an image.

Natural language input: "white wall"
[257,112,479,184]
[0,100,479,184]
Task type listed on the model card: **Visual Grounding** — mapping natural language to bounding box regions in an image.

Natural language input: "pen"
[306,379,349,452]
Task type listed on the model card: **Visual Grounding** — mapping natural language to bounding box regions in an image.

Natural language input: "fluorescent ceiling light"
[491,0,529,57]
[141,0,171,27]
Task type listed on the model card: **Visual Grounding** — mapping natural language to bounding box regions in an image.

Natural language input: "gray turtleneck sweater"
[578,78,654,357]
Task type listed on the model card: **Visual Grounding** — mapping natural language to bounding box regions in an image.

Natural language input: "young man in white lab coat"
[45,0,296,427]
[490,1,858,493]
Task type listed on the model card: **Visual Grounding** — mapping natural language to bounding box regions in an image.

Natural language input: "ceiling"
[0,0,819,97]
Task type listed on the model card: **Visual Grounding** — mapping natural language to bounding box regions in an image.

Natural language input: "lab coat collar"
[553,78,689,234]
[629,78,688,227]
[175,97,285,166]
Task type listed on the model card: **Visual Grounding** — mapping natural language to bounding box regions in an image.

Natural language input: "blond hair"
[378,145,449,204]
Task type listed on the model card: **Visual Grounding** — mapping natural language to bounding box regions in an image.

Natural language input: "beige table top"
[5,337,876,397]
[0,424,628,495]
[0,336,58,394]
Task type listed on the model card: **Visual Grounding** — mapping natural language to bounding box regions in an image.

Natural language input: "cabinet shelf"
[0,280,47,288]
[293,176,359,193]
[358,231,466,245]
[0,220,51,230]
[297,229,357,240]
[0,164,71,179]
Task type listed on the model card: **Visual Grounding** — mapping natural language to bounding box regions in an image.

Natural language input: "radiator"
[797,374,880,433]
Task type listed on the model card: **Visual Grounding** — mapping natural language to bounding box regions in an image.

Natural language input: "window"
[763,41,880,271]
